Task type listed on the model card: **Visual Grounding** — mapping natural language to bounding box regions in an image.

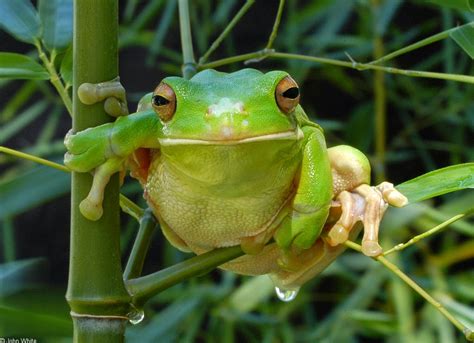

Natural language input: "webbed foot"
[326,182,408,256]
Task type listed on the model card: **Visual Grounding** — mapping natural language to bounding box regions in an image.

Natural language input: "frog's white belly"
[144,144,300,251]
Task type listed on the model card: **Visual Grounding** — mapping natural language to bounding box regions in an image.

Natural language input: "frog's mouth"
[158,128,304,146]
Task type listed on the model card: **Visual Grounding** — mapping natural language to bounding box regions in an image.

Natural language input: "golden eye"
[151,82,176,121]
[275,76,300,114]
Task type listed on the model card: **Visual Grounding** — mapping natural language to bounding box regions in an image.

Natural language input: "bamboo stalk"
[67,1,131,341]
[178,0,196,79]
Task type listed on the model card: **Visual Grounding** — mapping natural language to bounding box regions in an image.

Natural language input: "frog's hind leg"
[325,145,408,256]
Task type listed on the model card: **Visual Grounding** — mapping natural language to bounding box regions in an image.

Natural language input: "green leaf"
[0,0,40,44]
[60,46,73,87]
[0,305,71,337]
[0,164,70,220]
[38,0,73,51]
[450,23,474,59]
[396,163,474,204]
[427,0,474,11]
[0,101,48,144]
[0,52,49,80]
[0,258,48,297]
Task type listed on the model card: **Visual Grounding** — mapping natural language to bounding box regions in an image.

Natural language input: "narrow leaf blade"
[0,0,41,44]
[0,164,70,220]
[0,52,49,80]
[427,0,474,11]
[396,163,474,204]
[0,258,48,297]
[38,0,73,51]
[450,23,474,59]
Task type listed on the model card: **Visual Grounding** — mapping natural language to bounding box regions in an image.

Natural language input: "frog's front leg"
[78,77,129,117]
[325,145,408,256]
[64,110,161,220]
[274,126,333,253]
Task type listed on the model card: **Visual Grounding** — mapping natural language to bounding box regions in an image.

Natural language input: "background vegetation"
[0,0,473,341]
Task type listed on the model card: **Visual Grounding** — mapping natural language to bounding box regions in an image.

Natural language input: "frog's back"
[144,139,301,252]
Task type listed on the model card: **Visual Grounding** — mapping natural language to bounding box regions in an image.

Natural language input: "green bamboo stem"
[198,0,255,65]
[67,1,131,341]
[126,246,244,307]
[123,209,158,280]
[344,240,473,340]
[178,0,196,79]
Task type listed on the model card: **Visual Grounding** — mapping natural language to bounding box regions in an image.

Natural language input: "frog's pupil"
[152,95,170,106]
[282,87,299,99]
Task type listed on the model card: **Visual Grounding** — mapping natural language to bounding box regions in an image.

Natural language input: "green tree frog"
[64,69,407,293]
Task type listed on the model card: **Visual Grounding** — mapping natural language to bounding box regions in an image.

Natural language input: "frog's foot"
[78,77,129,117]
[325,182,408,256]
[79,157,124,221]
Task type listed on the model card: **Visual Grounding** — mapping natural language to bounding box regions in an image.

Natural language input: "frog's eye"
[152,82,176,121]
[275,76,300,114]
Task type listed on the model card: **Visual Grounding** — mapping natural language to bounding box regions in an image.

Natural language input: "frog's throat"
[159,128,304,146]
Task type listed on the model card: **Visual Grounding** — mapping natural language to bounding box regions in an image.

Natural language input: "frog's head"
[151,68,303,144]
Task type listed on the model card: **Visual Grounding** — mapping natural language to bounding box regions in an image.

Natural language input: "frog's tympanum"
[65,69,407,292]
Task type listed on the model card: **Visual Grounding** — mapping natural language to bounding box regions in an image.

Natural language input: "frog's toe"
[64,128,97,154]
[79,197,103,221]
[326,185,389,257]
[361,240,382,257]
[354,184,388,257]
[325,190,363,247]
[78,78,128,117]
[326,223,349,245]
[78,157,124,221]
[376,181,408,207]
[64,149,106,172]
[104,97,129,117]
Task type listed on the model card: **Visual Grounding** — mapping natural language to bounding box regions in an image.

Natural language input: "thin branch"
[35,41,73,116]
[383,210,473,256]
[199,49,474,84]
[369,22,473,66]
[198,0,255,65]
[344,240,473,340]
[265,0,285,50]
[126,246,244,306]
[124,209,158,280]
[0,146,143,220]
[0,145,69,172]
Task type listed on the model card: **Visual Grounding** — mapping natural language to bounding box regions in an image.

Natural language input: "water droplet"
[128,309,145,325]
[275,286,299,302]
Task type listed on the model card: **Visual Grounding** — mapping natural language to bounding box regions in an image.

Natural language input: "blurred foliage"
[0,0,473,342]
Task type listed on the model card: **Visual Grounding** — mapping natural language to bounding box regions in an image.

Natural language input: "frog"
[64,68,407,291]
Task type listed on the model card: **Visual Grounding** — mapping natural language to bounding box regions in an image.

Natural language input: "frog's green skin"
[65,69,407,290]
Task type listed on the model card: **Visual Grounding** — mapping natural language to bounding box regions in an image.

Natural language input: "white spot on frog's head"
[207,98,245,118]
